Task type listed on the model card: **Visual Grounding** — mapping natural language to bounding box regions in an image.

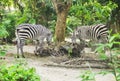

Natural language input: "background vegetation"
[0,61,40,81]
[0,0,120,81]
[0,0,119,43]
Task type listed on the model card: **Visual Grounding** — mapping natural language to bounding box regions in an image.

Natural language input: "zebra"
[15,24,52,58]
[71,24,108,46]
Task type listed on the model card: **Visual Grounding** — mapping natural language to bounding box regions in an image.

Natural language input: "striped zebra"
[71,24,108,45]
[15,24,52,58]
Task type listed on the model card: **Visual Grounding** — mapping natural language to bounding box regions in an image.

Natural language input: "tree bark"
[52,0,71,43]
[110,0,120,34]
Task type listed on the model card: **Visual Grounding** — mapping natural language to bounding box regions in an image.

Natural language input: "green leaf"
[113,42,120,45]
[95,43,105,52]
[0,51,6,56]
[109,35,116,43]
[29,18,36,24]
[106,43,113,48]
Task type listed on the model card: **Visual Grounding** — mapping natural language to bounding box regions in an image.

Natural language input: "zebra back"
[72,24,108,44]
[90,24,108,43]
[16,24,52,43]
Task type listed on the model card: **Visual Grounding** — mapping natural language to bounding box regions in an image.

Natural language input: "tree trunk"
[110,0,120,34]
[52,0,71,43]
[55,9,68,42]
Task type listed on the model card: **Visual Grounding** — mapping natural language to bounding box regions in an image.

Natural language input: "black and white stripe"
[15,24,52,58]
[71,24,108,44]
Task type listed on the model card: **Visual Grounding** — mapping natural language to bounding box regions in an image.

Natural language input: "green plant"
[1,12,17,43]
[79,62,96,81]
[0,63,41,81]
[80,32,120,81]
[69,0,117,25]
[0,24,9,38]
[95,32,120,81]
[0,45,8,56]
[80,70,95,81]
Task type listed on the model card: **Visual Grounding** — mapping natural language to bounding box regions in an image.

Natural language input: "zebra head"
[74,27,81,37]
[71,27,80,43]
[97,35,108,43]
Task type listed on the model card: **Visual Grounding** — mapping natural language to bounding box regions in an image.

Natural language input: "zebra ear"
[86,30,90,35]
[87,30,90,33]
[47,33,50,35]
[47,33,52,36]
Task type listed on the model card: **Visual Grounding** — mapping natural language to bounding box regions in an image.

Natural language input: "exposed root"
[36,42,86,57]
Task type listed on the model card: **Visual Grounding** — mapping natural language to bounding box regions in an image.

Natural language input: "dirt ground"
[4,45,116,81]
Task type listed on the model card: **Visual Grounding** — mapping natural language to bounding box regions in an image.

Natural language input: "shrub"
[95,32,120,81]
[0,64,41,81]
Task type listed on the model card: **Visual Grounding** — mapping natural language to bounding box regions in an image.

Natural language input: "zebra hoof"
[22,55,25,58]
[17,56,19,58]
[35,53,38,56]
[34,50,38,56]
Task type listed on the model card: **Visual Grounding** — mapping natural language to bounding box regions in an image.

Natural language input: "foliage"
[80,31,120,81]
[0,25,8,38]
[69,0,117,25]
[67,0,117,31]
[0,63,40,81]
[95,31,120,81]
[0,0,56,43]
[0,45,8,56]
[80,70,95,81]
[17,0,55,26]
[65,0,117,36]
[95,32,120,59]
[48,20,56,33]
[1,12,17,43]
[0,0,118,42]
[79,62,96,81]
[66,16,81,34]
[0,41,40,81]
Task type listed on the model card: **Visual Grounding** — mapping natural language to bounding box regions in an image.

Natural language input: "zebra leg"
[17,42,20,58]
[90,40,97,52]
[34,40,39,56]
[20,40,25,58]
[20,45,24,58]
[79,38,85,45]
[38,38,44,54]
[17,38,21,58]
[71,33,77,44]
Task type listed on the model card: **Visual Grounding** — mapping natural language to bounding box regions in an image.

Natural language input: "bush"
[0,45,8,56]
[0,64,41,81]
[1,13,16,43]
[95,32,120,81]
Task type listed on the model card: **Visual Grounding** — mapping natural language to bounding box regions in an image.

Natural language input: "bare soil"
[3,45,116,81]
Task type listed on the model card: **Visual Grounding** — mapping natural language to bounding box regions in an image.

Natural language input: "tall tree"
[52,0,72,43]
[110,0,120,33]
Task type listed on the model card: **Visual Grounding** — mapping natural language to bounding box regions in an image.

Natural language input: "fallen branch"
[61,58,108,65]
[44,63,110,69]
